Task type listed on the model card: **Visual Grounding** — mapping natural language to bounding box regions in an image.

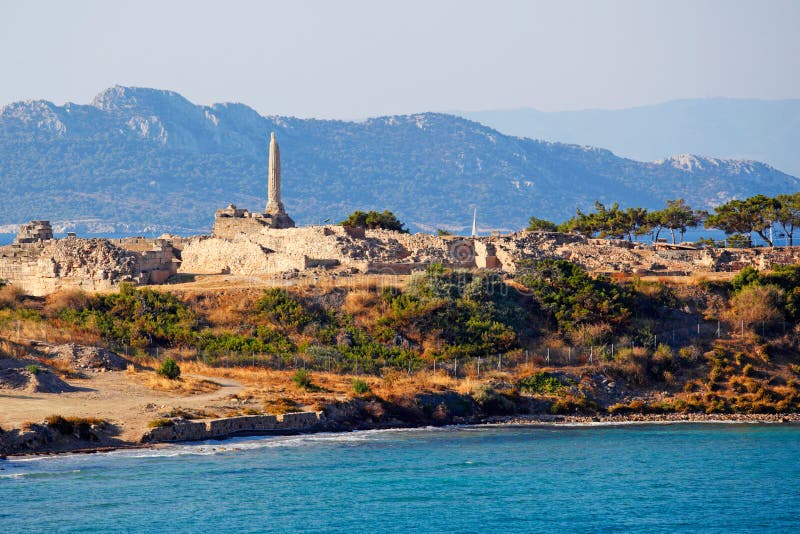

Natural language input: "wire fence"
[20,314,792,379]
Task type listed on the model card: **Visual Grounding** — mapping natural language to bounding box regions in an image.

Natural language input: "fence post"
[546,347,550,364]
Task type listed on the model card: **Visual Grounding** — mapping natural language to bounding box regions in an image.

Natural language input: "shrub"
[26,364,41,375]
[157,358,181,380]
[147,418,174,428]
[549,394,598,414]
[473,385,515,415]
[44,288,91,317]
[44,415,104,436]
[256,288,314,330]
[292,369,313,389]
[45,415,75,435]
[518,372,566,395]
[0,284,25,309]
[340,210,408,233]
[732,266,762,293]
[731,284,785,330]
[516,259,631,331]
[352,378,370,395]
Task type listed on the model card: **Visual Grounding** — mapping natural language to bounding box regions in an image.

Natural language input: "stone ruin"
[0,230,180,296]
[3,129,800,295]
[14,220,53,244]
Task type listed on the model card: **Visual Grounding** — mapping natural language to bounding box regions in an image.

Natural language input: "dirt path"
[0,372,245,442]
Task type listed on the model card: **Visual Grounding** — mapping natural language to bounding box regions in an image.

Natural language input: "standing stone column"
[265,132,285,215]
[263,131,295,228]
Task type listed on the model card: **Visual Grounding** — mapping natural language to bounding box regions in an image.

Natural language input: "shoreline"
[4,412,799,459]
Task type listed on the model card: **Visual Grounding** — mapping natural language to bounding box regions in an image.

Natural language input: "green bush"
[352,378,370,395]
[157,358,181,380]
[26,364,40,375]
[516,259,631,331]
[256,288,315,330]
[340,210,408,232]
[61,284,196,349]
[518,372,565,395]
[292,369,313,389]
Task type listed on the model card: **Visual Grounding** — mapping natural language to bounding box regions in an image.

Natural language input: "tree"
[526,216,558,232]
[622,207,650,241]
[340,210,408,233]
[705,195,778,246]
[659,199,704,244]
[775,192,800,246]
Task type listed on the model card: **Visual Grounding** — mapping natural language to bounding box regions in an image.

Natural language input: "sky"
[1,0,798,119]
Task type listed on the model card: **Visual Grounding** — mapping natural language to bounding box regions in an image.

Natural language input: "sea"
[1,424,799,533]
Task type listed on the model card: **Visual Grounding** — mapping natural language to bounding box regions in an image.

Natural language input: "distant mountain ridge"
[0,86,797,235]
[459,98,800,177]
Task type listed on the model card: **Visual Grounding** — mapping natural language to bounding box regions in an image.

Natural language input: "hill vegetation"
[3,261,800,417]
[1,86,797,234]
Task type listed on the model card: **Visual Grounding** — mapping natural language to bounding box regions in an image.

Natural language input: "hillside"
[460,98,800,177]
[1,87,798,235]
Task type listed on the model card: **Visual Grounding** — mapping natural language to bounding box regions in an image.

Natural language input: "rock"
[45,344,128,372]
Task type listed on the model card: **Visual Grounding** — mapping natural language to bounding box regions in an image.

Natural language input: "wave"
[0,426,453,476]
[0,468,82,480]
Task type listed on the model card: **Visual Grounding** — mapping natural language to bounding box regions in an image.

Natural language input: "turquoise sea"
[2,424,799,533]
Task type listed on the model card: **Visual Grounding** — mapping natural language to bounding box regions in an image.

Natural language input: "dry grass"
[43,289,91,317]
[342,289,384,324]
[125,363,222,394]
[37,356,82,379]
[0,285,25,309]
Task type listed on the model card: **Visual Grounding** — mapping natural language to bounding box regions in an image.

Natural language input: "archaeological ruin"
[2,129,799,296]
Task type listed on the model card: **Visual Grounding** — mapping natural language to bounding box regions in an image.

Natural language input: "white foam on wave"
[0,426,448,475]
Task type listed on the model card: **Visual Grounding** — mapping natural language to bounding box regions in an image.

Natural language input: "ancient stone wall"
[141,411,322,443]
[0,237,179,296]
[15,220,54,244]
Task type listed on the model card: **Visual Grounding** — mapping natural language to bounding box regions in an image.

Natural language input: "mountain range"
[459,98,800,178]
[0,86,797,235]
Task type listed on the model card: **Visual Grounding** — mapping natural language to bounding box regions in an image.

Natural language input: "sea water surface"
[2,424,799,533]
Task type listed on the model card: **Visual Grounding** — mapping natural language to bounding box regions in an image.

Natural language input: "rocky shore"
[3,411,799,458]
[483,412,800,425]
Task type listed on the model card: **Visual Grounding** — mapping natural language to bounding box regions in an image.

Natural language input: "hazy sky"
[1,0,798,118]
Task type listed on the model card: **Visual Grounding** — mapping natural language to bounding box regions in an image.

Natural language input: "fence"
[74,313,795,380]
